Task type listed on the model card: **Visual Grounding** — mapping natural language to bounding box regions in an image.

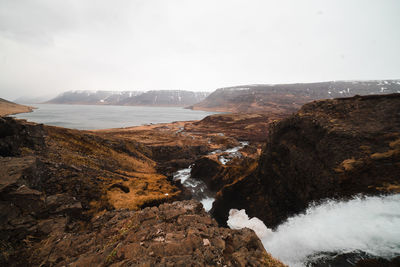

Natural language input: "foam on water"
[227,194,400,266]
[228,209,272,239]
[201,197,215,212]
[173,166,215,212]
[173,168,191,183]
[173,141,249,211]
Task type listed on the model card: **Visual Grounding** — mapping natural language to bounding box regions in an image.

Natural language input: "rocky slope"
[0,117,285,266]
[191,80,400,113]
[46,90,210,106]
[211,93,400,228]
[0,117,179,265]
[0,98,33,116]
[27,200,284,266]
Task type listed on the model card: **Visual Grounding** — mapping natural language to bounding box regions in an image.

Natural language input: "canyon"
[0,113,285,266]
[1,83,400,266]
[210,93,400,229]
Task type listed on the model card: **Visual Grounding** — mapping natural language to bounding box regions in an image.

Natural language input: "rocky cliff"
[46,90,210,106]
[191,80,400,113]
[211,93,400,228]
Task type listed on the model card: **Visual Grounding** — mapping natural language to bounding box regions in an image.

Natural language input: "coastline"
[0,101,35,117]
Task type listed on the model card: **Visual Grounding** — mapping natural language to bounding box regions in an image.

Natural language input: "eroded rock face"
[0,117,45,157]
[191,155,259,193]
[28,200,285,267]
[212,94,400,228]
[0,156,83,265]
[191,156,224,191]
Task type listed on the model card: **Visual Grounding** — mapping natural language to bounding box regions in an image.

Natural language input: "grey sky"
[0,0,399,100]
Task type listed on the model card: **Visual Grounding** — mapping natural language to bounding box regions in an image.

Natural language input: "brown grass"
[44,126,180,212]
[0,100,33,116]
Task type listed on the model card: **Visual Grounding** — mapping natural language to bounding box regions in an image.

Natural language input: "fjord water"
[228,194,400,267]
[12,104,218,129]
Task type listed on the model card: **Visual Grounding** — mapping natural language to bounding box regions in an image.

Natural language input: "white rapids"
[227,194,400,267]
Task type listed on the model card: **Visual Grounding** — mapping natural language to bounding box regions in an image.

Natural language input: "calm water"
[12,104,218,130]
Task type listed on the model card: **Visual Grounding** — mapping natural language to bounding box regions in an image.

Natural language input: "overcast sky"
[0,0,399,100]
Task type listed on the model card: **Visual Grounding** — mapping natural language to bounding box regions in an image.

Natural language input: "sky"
[0,0,399,100]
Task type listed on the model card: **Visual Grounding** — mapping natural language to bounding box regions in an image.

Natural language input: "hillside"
[0,98,33,116]
[46,90,210,106]
[191,80,400,113]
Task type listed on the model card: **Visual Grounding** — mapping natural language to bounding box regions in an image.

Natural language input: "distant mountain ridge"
[46,90,210,106]
[191,80,400,113]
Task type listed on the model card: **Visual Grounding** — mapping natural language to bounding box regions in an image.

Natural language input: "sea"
[11,104,218,130]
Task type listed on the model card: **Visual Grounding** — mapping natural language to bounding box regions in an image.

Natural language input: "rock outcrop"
[28,200,285,266]
[191,155,258,193]
[212,94,400,228]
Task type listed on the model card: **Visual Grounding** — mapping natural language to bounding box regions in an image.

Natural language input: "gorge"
[1,82,400,266]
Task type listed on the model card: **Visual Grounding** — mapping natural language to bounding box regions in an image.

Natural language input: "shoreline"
[0,102,35,117]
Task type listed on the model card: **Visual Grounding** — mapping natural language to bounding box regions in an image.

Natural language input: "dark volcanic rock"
[0,117,45,157]
[212,94,400,228]
[191,155,258,193]
[306,251,400,267]
[28,200,285,267]
[355,256,400,267]
[191,156,224,191]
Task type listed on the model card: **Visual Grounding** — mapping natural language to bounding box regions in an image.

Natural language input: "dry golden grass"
[45,126,180,212]
[376,183,400,193]
[0,99,33,116]
[371,139,400,160]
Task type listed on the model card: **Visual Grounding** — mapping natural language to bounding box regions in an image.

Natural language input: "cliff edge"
[212,93,400,228]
